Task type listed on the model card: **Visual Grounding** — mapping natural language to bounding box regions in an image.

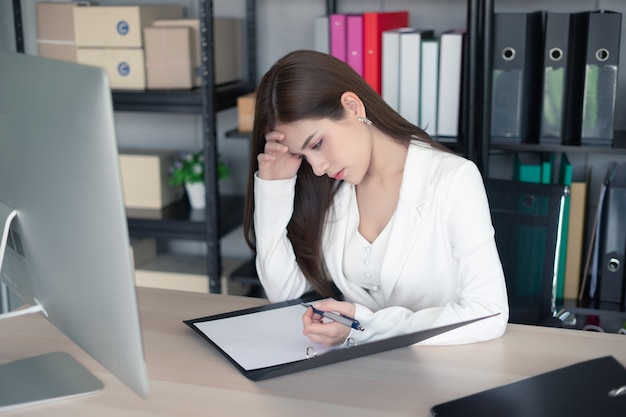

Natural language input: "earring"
[357,116,373,126]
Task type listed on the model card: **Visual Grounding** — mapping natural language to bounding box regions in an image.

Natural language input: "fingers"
[257,130,302,180]
[265,130,285,143]
[301,301,355,346]
[302,318,351,346]
[312,299,356,319]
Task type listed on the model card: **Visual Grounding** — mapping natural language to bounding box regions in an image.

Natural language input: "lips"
[331,169,345,181]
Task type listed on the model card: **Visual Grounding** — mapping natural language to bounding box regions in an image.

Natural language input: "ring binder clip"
[306,346,317,359]
[346,337,357,348]
[608,385,626,397]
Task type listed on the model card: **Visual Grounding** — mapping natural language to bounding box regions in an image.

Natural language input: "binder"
[382,27,412,112]
[580,11,622,146]
[555,153,572,301]
[430,356,626,417]
[330,14,347,62]
[184,298,496,381]
[362,10,409,94]
[490,12,543,144]
[420,38,439,135]
[513,152,552,184]
[346,14,364,76]
[399,29,434,125]
[563,178,588,300]
[581,163,615,302]
[598,162,626,310]
[382,27,433,118]
[539,13,587,145]
[436,29,465,138]
[512,153,554,301]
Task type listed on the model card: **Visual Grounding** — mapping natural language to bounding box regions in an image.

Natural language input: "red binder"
[362,10,409,94]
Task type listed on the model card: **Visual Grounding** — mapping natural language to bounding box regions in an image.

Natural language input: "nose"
[307,155,329,177]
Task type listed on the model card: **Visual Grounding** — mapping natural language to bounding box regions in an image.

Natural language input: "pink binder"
[346,14,364,76]
[330,14,347,62]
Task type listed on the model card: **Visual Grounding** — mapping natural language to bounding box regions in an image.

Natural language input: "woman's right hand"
[257,130,303,180]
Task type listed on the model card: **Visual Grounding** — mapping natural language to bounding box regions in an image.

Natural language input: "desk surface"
[1,287,625,417]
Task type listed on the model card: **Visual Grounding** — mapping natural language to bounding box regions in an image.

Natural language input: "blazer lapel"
[380,142,432,295]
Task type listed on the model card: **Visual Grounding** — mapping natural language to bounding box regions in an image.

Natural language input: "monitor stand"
[0,352,104,411]
[0,202,104,409]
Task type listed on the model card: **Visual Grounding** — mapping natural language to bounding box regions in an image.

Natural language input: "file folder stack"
[490,12,543,144]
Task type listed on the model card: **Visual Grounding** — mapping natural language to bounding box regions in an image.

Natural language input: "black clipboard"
[184,298,499,381]
[430,356,626,417]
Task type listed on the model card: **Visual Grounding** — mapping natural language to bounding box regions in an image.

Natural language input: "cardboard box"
[153,18,243,86]
[73,5,183,48]
[237,92,256,132]
[119,151,184,209]
[144,26,194,89]
[36,2,84,62]
[77,48,146,90]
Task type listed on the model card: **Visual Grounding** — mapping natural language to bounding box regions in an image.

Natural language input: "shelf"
[559,298,626,320]
[127,195,244,241]
[225,128,252,138]
[112,81,255,114]
[490,134,626,155]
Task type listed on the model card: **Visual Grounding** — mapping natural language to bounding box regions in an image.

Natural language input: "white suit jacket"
[254,141,509,345]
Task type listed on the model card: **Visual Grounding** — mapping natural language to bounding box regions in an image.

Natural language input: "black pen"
[301,303,364,331]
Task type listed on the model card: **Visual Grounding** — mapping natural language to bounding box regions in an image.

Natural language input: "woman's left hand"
[302,299,356,346]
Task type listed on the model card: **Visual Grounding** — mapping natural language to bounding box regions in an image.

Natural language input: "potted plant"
[169,150,231,209]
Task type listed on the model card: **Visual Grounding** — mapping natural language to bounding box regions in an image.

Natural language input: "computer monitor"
[0,50,149,408]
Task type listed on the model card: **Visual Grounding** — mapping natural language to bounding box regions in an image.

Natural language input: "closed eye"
[311,139,323,150]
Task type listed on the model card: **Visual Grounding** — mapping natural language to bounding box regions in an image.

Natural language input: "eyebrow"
[300,131,318,150]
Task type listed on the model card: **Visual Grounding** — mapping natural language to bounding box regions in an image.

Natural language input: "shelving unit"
[12,0,257,294]
[480,1,626,323]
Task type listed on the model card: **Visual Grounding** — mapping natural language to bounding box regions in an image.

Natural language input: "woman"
[243,50,508,347]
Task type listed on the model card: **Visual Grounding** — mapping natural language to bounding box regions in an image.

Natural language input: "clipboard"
[184,298,498,381]
[430,356,626,417]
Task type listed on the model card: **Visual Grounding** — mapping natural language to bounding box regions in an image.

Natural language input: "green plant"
[168,150,231,186]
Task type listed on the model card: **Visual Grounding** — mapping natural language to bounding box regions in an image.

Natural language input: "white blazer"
[254,141,509,345]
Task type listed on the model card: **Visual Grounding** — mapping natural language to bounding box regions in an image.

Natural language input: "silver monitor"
[0,50,149,409]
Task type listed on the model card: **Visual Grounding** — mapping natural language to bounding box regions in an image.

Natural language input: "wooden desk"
[1,287,625,416]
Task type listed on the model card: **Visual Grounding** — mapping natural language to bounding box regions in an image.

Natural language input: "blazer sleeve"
[253,173,313,301]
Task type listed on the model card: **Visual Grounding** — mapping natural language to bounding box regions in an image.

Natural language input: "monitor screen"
[0,50,149,408]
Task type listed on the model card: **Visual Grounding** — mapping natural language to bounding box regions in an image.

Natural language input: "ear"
[340,91,366,119]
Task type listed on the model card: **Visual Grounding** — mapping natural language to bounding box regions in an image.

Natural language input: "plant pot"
[185,182,205,209]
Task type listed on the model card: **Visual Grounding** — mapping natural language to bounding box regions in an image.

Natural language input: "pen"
[301,303,364,331]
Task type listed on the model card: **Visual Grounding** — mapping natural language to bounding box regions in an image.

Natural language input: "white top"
[254,141,509,345]
[342,190,393,309]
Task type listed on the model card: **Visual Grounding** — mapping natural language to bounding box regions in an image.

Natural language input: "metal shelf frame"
[12,0,257,294]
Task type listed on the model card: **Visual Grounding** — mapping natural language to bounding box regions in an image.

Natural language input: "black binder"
[580,11,622,146]
[431,356,626,417]
[598,162,626,310]
[184,298,497,381]
[490,11,543,144]
[539,13,587,146]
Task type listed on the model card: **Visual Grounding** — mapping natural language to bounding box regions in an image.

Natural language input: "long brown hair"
[243,50,448,297]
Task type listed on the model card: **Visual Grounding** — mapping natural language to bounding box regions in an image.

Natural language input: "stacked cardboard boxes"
[74,5,183,90]
[144,18,243,89]
[35,3,244,91]
[35,2,85,62]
